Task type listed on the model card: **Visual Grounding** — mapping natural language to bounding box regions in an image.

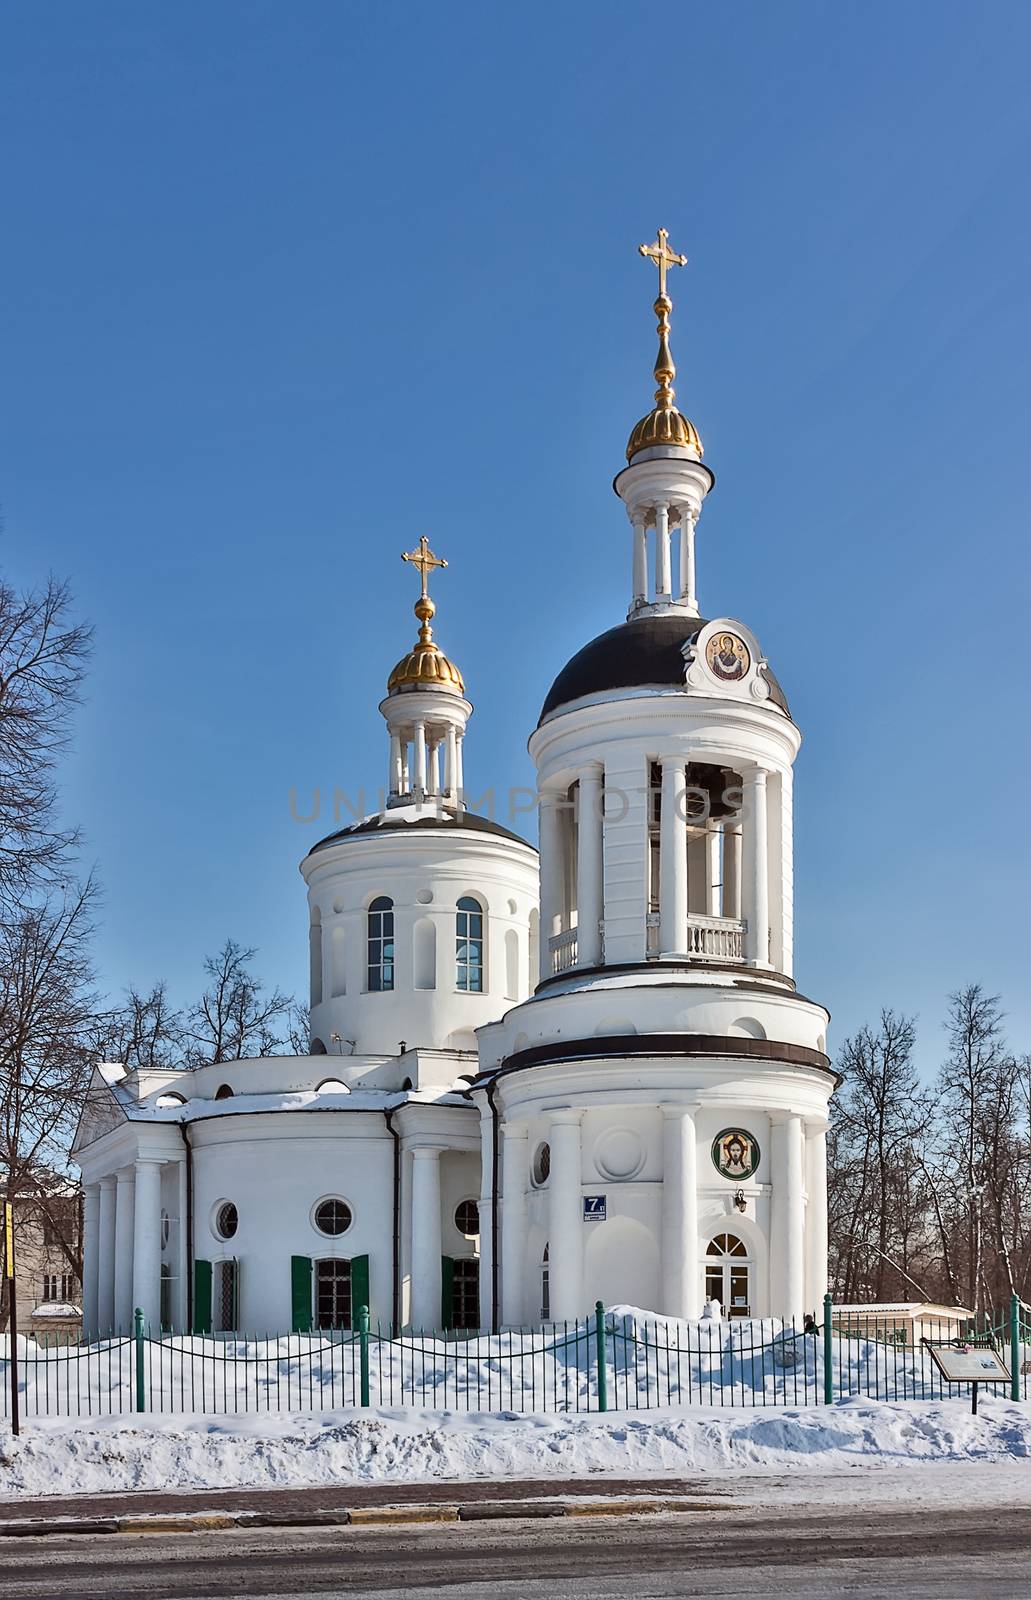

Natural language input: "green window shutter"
[350,1254,370,1328]
[193,1259,212,1335]
[291,1255,313,1333]
[441,1255,455,1331]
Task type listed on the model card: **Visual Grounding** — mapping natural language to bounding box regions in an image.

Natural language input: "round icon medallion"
[711,1127,760,1182]
[705,631,750,682]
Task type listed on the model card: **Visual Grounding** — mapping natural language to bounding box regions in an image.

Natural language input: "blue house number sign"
[583,1195,607,1221]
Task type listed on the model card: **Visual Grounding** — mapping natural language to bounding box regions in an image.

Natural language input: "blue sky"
[2,1,1029,1074]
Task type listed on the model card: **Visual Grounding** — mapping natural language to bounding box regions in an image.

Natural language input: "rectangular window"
[451,1259,480,1331]
[315,1259,352,1330]
[215,1260,238,1333]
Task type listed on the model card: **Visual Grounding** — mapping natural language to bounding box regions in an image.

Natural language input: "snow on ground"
[7,1305,1022,1419]
[1,1399,1030,1501]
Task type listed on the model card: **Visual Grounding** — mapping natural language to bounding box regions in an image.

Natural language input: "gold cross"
[638,227,688,300]
[401,535,447,599]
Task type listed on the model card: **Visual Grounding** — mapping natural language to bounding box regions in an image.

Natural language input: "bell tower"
[471,231,834,1334]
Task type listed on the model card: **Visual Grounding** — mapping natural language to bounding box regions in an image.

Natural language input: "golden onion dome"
[627,227,702,462]
[387,597,465,694]
[626,404,703,461]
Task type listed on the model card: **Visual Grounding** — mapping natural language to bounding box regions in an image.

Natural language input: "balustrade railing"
[686,913,746,960]
[646,912,746,961]
[548,928,578,975]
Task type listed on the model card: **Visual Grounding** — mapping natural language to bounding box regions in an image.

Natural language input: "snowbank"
[2,1399,1030,1499]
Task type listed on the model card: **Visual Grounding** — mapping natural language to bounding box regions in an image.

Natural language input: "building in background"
[2,1185,82,1344]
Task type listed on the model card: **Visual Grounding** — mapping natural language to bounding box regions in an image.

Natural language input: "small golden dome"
[626,405,703,461]
[387,554,465,695]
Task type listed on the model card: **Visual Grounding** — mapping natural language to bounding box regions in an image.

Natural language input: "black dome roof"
[539,613,790,723]
[307,808,534,859]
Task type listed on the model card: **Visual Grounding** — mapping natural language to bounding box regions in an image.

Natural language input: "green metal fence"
[2,1297,1028,1426]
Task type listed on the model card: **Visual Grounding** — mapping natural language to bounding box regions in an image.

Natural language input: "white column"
[400,738,410,795]
[501,1124,528,1326]
[445,724,458,799]
[132,1158,163,1331]
[82,1183,101,1340]
[389,731,403,796]
[679,509,698,611]
[477,1104,495,1332]
[655,503,672,599]
[113,1167,135,1333]
[176,1156,189,1332]
[413,721,427,796]
[771,1114,805,1321]
[661,1106,700,1319]
[576,765,604,968]
[659,758,688,956]
[426,737,440,796]
[410,1147,443,1330]
[538,790,564,981]
[805,1120,829,1311]
[705,825,721,917]
[454,732,464,799]
[548,1113,583,1321]
[741,767,770,966]
[631,514,648,609]
[723,823,742,921]
[97,1175,116,1333]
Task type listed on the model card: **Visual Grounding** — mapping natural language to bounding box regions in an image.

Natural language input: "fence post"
[358,1305,370,1407]
[134,1308,146,1414]
[822,1292,834,1405]
[595,1302,608,1413]
[1011,1295,1021,1403]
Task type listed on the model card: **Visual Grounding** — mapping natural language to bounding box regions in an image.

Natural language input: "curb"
[0,1497,715,1539]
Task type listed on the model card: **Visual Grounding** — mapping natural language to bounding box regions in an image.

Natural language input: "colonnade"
[81,1157,184,1336]
[490,1109,828,1325]
[389,724,464,803]
[539,757,776,979]
[630,502,700,614]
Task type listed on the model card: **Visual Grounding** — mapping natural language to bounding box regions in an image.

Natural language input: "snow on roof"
[31,1303,82,1318]
[120,1084,472,1123]
[833,1302,974,1317]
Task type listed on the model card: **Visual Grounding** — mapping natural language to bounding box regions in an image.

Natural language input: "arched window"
[367,897,395,992]
[704,1232,751,1319]
[214,1084,234,1100]
[456,896,484,993]
[309,906,323,1008]
[541,1244,550,1322]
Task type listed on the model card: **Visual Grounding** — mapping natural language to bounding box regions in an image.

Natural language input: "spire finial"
[401,536,448,644]
[638,227,688,410]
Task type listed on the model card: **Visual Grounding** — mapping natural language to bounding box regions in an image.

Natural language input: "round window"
[455,1199,479,1237]
[215,1201,238,1240]
[532,1142,551,1187]
[314,1198,353,1236]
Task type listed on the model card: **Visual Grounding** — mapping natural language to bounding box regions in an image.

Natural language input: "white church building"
[74,230,835,1338]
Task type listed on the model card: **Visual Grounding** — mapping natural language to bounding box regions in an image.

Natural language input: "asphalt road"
[2,1503,1030,1600]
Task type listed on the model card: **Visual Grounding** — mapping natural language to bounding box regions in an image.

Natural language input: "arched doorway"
[704,1232,752,1317]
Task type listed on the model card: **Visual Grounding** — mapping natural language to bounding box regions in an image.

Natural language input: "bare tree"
[104,981,184,1071]
[183,939,293,1065]
[0,878,102,1322]
[829,1010,924,1300]
[934,986,1010,1314]
[0,575,91,902]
